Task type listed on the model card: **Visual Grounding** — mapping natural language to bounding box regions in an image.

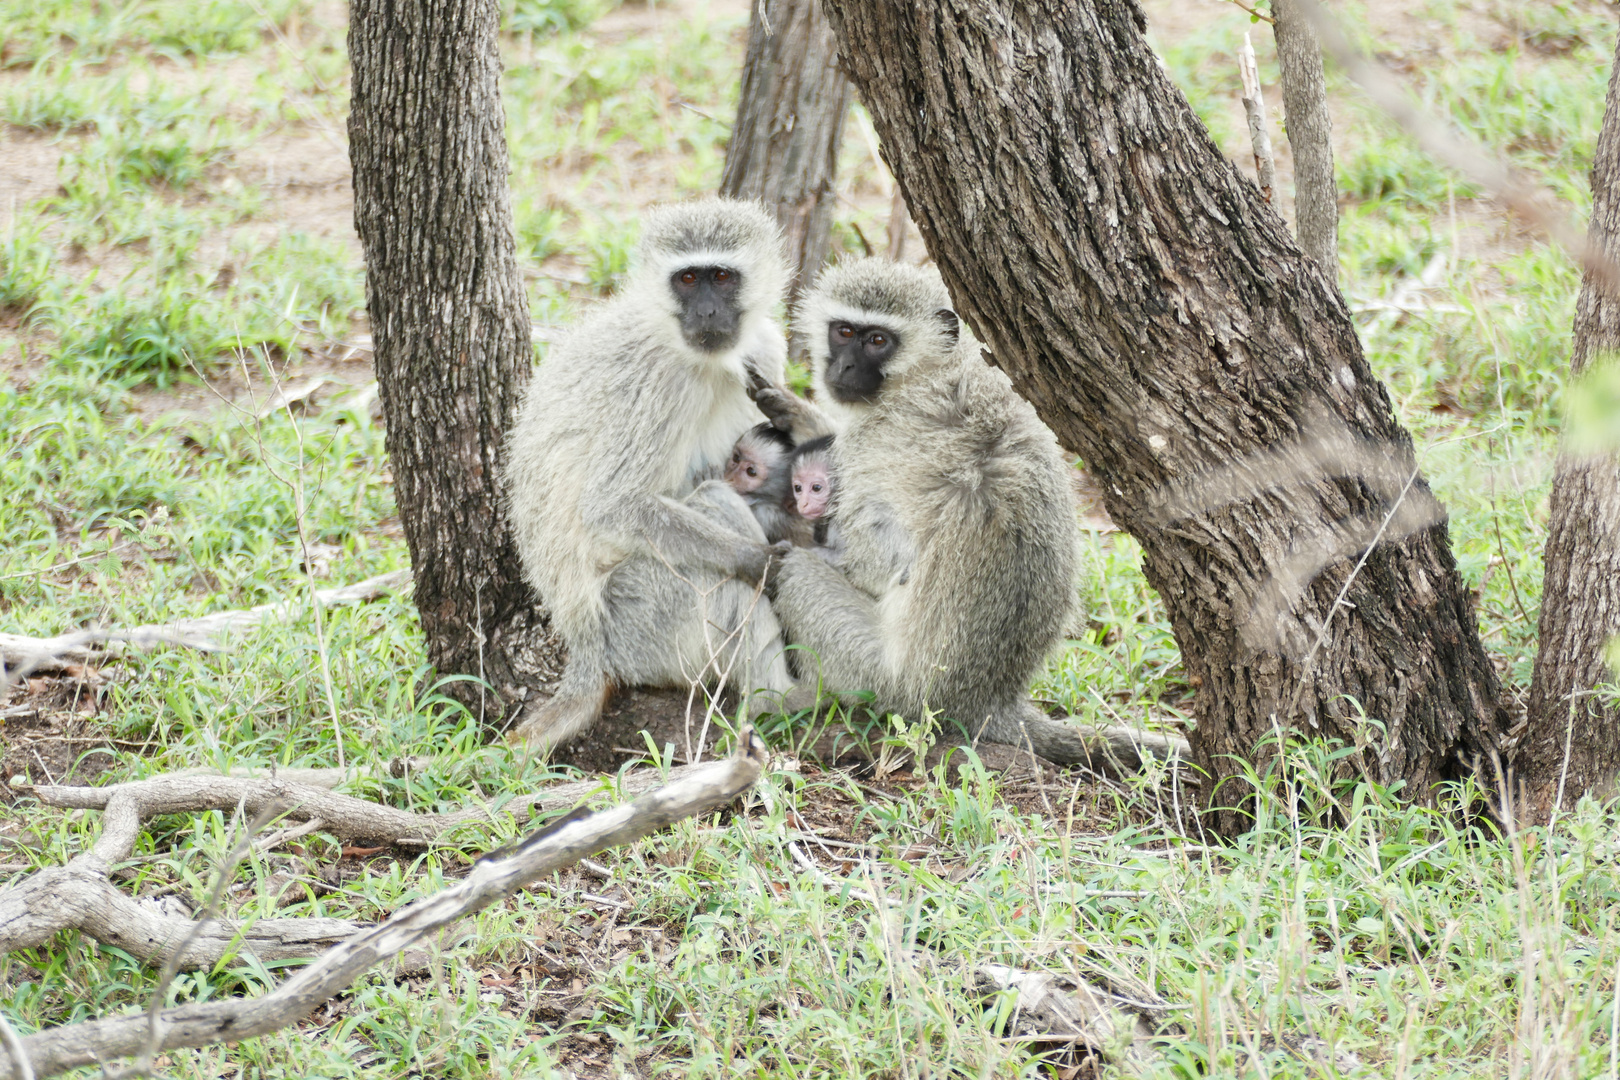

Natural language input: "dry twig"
[0,569,412,690]
[1238,33,1277,203]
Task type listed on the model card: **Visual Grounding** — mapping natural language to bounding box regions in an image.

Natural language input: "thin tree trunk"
[822,0,1504,831]
[348,0,562,724]
[1520,41,1620,818]
[1272,0,1338,272]
[720,0,854,299]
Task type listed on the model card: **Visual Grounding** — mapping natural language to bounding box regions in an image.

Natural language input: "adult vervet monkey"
[506,199,797,750]
[772,259,1180,770]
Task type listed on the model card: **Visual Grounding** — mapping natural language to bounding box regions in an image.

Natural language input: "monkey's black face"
[672,265,744,353]
[824,322,899,404]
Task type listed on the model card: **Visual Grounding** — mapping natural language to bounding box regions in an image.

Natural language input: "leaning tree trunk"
[1520,42,1620,819]
[822,0,1504,831]
[720,0,854,299]
[1272,0,1337,273]
[349,0,563,725]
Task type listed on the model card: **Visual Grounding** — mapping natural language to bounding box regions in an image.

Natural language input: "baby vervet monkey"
[723,423,799,544]
[723,425,841,550]
[789,435,837,549]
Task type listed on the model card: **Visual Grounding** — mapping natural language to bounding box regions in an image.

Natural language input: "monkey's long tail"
[507,662,611,754]
[987,706,1190,778]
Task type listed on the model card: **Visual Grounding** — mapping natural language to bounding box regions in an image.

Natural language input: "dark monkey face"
[672,265,744,352]
[824,322,900,404]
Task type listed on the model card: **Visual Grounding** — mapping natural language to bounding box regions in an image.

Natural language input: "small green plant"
[513,195,567,264]
[59,121,234,194]
[505,0,616,36]
[577,215,635,291]
[0,214,58,315]
[46,276,232,387]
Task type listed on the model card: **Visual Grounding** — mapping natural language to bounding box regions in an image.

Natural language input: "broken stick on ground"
[1,756,739,969]
[0,568,412,687]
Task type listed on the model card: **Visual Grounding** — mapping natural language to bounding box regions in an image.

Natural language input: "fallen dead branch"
[0,866,362,970]
[0,757,746,972]
[0,569,412,683]
[18,760,732,848]
[0,730,766,1080]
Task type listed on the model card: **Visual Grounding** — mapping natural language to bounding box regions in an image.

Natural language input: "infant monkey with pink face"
[723,425,840,559]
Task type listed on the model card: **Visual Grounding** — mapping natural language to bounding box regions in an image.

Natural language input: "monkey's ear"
[934,308,960,342]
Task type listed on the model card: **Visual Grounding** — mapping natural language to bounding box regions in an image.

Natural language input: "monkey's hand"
[737,540,793,596]
[746,369,803,434]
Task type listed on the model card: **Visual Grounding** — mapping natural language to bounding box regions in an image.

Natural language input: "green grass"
[1,0,1617,1074]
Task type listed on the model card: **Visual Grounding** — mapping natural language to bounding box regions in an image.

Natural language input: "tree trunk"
[1520,41,1620,818]
[821,0,1504,830]
[720,0,854,299]
[1272,0,1338,273]
[348,0,562,724]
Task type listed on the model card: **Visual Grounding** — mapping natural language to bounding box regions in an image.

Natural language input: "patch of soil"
[0,671,126,793]
[546,686,723,774]
[123,338,377,423]
[0,128,63,228]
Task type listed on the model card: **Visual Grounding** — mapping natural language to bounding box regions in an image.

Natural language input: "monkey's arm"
[581,488,778,579]
[750,499,797,546]
[772,549,891,691]
[835,500,914,597]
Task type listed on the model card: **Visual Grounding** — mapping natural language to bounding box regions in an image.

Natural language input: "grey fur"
[505,198,796,751]
[774,259,1183,771]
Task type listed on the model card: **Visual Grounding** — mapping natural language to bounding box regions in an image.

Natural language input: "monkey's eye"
[680,270,698,286]
[745,466,758,477]
[793,483,802,493]
[714,268,731,282]
[812,483,824,493]
[836,325,854,340]
[868,333,887,347]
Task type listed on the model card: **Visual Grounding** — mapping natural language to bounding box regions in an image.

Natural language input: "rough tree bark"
[822,0,1504,829]
[1521,40,1620,817]
[349,0,561,725]
[1272,0,1338,272]
[720,0,854,298]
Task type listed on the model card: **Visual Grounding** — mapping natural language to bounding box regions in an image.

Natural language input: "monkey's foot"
[506,680,610,752]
